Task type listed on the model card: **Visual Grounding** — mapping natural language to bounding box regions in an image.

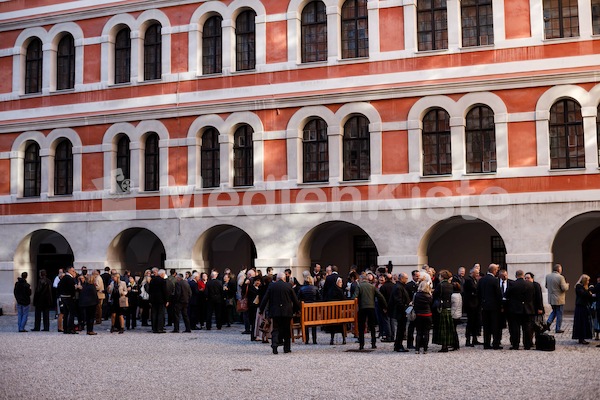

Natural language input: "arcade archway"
[107,228,166,273]
[298,221,379,276]
[552,211,600,310]
[14,229,74,285]
[192,225,257,272]
[420,216,507,273]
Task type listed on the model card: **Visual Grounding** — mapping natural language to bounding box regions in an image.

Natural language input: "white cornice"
[0,68,598,133]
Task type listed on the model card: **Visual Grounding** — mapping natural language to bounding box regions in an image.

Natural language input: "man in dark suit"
[205,271,224,330]
[259,273,300,354]
[478,263,503,349]
[405,270,420,349]
[390,272,411,352]
[173,273,192,333]
[505,270,535,350]
[149,268,169,333]
[58,266,77,334]
[322,265,340,301]
[463,264,482,347]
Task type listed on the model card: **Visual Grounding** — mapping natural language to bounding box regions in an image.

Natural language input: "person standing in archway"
[545,263,569,334]
[32,269,53,331]
[14,272,32,332]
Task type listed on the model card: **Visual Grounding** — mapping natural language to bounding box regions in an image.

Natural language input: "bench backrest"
[300,299,358,326]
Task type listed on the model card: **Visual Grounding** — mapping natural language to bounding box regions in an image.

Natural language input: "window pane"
[341,0,369,59]
[202,16,223,75]
[236,11,256,71]
[201,128,220,188]
[303,118,329,182]
[54,140,73,195]
[25,38,43,94]
[115,28,131,84]
[549,99,584,169]
[144,133,160,191]
[144,24,162,80]
[57,34,75,90]
[423,108,452,175]
[343,115,370,180]
[234,125,254,186]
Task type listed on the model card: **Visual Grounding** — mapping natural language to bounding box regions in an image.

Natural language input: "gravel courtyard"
[0,313,597,400]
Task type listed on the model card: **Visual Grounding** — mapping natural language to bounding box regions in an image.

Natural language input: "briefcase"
[535,333,555,351]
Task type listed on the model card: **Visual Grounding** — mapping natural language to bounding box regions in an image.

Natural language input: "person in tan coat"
[545,264,569,333]
[94,270,105,325]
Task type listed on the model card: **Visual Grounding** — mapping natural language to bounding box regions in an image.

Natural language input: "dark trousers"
[102,296,110,320]
[465,307,481,339]
[83,305,96,333]
[271,316,292,352]
[62,297,76,333]
[358,308,378,348]
[305,326,317,344]
[140,300,150,326]
[174,302,190,332]
[415,315,432,351]
[508,313,533,349]
[95,299,103,323]
[249,306,258,340]
[34,306,50,331]
[189,303,200,328]
[482,309,502,347]
[151,303,165,332]
[394,313,408,350]
[205,301,223,329]
[126,304,138,329]
[167,301,175,326]
[407,319,416,347]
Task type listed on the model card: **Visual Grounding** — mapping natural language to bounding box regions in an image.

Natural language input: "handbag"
[406,305,416,322]
[236,297,248,313]
[119,296,129,308]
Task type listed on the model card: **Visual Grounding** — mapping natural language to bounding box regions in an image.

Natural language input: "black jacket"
[58,274,76,297]
[413,292,433,315]
[505,278,535,315]
[78,281,98,308]
[149,275,168,305]
[478,273,502,311]
[463,276,479,310]
[389,282,411,319]
[175,279,192,304]
[14,278,31,306]
[323,273,340,301]
[205,278,224,303]
[259,280,300,318]
[433,280,453,310]
[575,284,593,307]
[189,279,200,305]
[33,277,53,307]
[298,284,320,303]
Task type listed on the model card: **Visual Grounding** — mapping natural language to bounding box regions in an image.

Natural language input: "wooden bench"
[297,299,358,343]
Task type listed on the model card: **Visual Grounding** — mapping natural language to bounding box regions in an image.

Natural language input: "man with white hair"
[259,272,300,354]
[205,270,224,330]
[149,268,169,333]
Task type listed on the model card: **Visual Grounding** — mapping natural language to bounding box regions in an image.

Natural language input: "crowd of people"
[12,262,600,353]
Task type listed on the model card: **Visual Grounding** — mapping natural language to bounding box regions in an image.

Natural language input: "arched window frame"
[235,10,256,71]
[233,125,254,187]
[144,23,162,81]
[201,128,221,188]
[144,133,160,191]
[25,38,43,94]
[54,140,73,195]
[116,134,131,192]
[303,118,329,183]
[24,142,41,197]
[422,108,452,176]
[465,105,496,173]
[417,0,448,51]
[56,34,75,90]
[202,16,223,75]
[549,99,584,169]
[341,0,369,59]
[343,115,370,181]
[115,27,131,84]
[301,1,328,63]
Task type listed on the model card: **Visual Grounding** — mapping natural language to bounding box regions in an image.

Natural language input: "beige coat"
[95,275,105,300]
[545,271,569,305]
[108,280,128,299]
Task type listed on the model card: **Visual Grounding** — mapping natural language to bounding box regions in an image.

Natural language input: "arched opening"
[14,229,74,288]
[107,228,165,274]
[192,225,257,272]
[298,221,379,276]
[420,216,507,272]
[552,211,600,310]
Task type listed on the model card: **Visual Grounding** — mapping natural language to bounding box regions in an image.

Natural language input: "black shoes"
[272,347,278,354]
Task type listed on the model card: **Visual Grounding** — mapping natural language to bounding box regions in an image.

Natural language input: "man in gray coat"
[545,263,569,333]
[353,274,388,350]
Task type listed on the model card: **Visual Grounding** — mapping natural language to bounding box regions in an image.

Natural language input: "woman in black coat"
[78,275,99,335]
[432,270,456,352]
[247,277,262,342]
[326,277,346,345]
[298,276,320,344]
[413,280,433,354]
[572,274,593,345]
